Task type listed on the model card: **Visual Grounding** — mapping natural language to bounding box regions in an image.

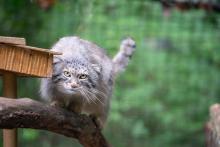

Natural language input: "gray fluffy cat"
[40,36,135,128]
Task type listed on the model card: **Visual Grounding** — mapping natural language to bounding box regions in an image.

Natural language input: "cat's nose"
[71,83,79,88]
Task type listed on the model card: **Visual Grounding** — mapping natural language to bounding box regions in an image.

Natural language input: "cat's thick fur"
[40,36,135,128]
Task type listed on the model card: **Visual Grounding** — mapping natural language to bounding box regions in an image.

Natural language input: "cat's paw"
[50,100,65,108]
[120,37,136,57]
[67,104,82,114]
[89,114,103,130]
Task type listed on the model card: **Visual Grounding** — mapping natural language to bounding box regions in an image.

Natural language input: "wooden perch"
[0,97,110,147]
[206,104,220,147]
[0,36,26,45]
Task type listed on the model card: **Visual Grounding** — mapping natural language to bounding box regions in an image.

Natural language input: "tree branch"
[0,97,110,147]
[206,104,220,147]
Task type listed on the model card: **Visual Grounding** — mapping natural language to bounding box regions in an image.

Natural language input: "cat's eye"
[63,71,71,77]
[78,74,87,79]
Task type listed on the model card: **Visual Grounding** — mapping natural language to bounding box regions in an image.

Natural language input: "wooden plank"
[0,44,55,77]
[0,39,61,55]
[0,36,26,45]
[46,55,53,77]
[0,69,51,78]
[15,45,62,55]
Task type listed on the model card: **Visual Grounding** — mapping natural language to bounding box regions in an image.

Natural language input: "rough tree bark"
[206,104,220,147]
[0,97,110,147]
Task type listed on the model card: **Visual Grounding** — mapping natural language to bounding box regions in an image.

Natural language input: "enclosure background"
[0,0,220,147]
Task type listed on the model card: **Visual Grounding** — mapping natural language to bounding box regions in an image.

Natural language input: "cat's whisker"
[79,90,89,102]
[85,89,105,106]
[82,88,98,104]
[88,93,99,105]
[90,92,105,105]
[80,90,91,104]
[91,89,107,99]
[82,89,97,105]
[79,90,88,103]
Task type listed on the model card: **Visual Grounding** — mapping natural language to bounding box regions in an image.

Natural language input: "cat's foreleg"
[113,37,136,75]
[67,101,83,114]
[89,111,108,130]
[50,99,65,108]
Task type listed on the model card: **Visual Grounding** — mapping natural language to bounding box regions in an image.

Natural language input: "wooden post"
[0,36,60,147]
[2,72,17,147]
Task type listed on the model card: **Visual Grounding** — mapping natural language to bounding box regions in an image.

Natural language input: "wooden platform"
[0,36,61,77]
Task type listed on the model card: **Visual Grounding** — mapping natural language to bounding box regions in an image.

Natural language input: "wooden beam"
[2,72,17,147]
[15,44,62,55]
[0,36,26,45]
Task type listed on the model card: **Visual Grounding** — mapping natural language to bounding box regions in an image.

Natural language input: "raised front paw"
[120,37,136,56]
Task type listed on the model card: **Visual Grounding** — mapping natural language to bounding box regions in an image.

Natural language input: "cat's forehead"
[65,58,87,66]
[64,59,88,72]
[65,67,88,74]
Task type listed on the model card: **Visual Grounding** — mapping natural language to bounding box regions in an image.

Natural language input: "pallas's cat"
[40,36,135,128]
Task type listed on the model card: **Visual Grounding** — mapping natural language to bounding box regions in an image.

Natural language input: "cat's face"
[52,58,100,97]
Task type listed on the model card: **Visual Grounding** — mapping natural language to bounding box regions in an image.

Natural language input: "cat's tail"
[112,37,136,75]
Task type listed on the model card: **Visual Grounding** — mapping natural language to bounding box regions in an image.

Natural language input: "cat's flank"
[40,36,135,129]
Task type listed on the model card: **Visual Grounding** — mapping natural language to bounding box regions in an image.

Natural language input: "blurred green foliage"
[0,0,220,147]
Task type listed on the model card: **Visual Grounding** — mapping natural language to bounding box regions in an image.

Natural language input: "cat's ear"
[53,56,64,73]
[91,64,101,73]
[53,56,64,65]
